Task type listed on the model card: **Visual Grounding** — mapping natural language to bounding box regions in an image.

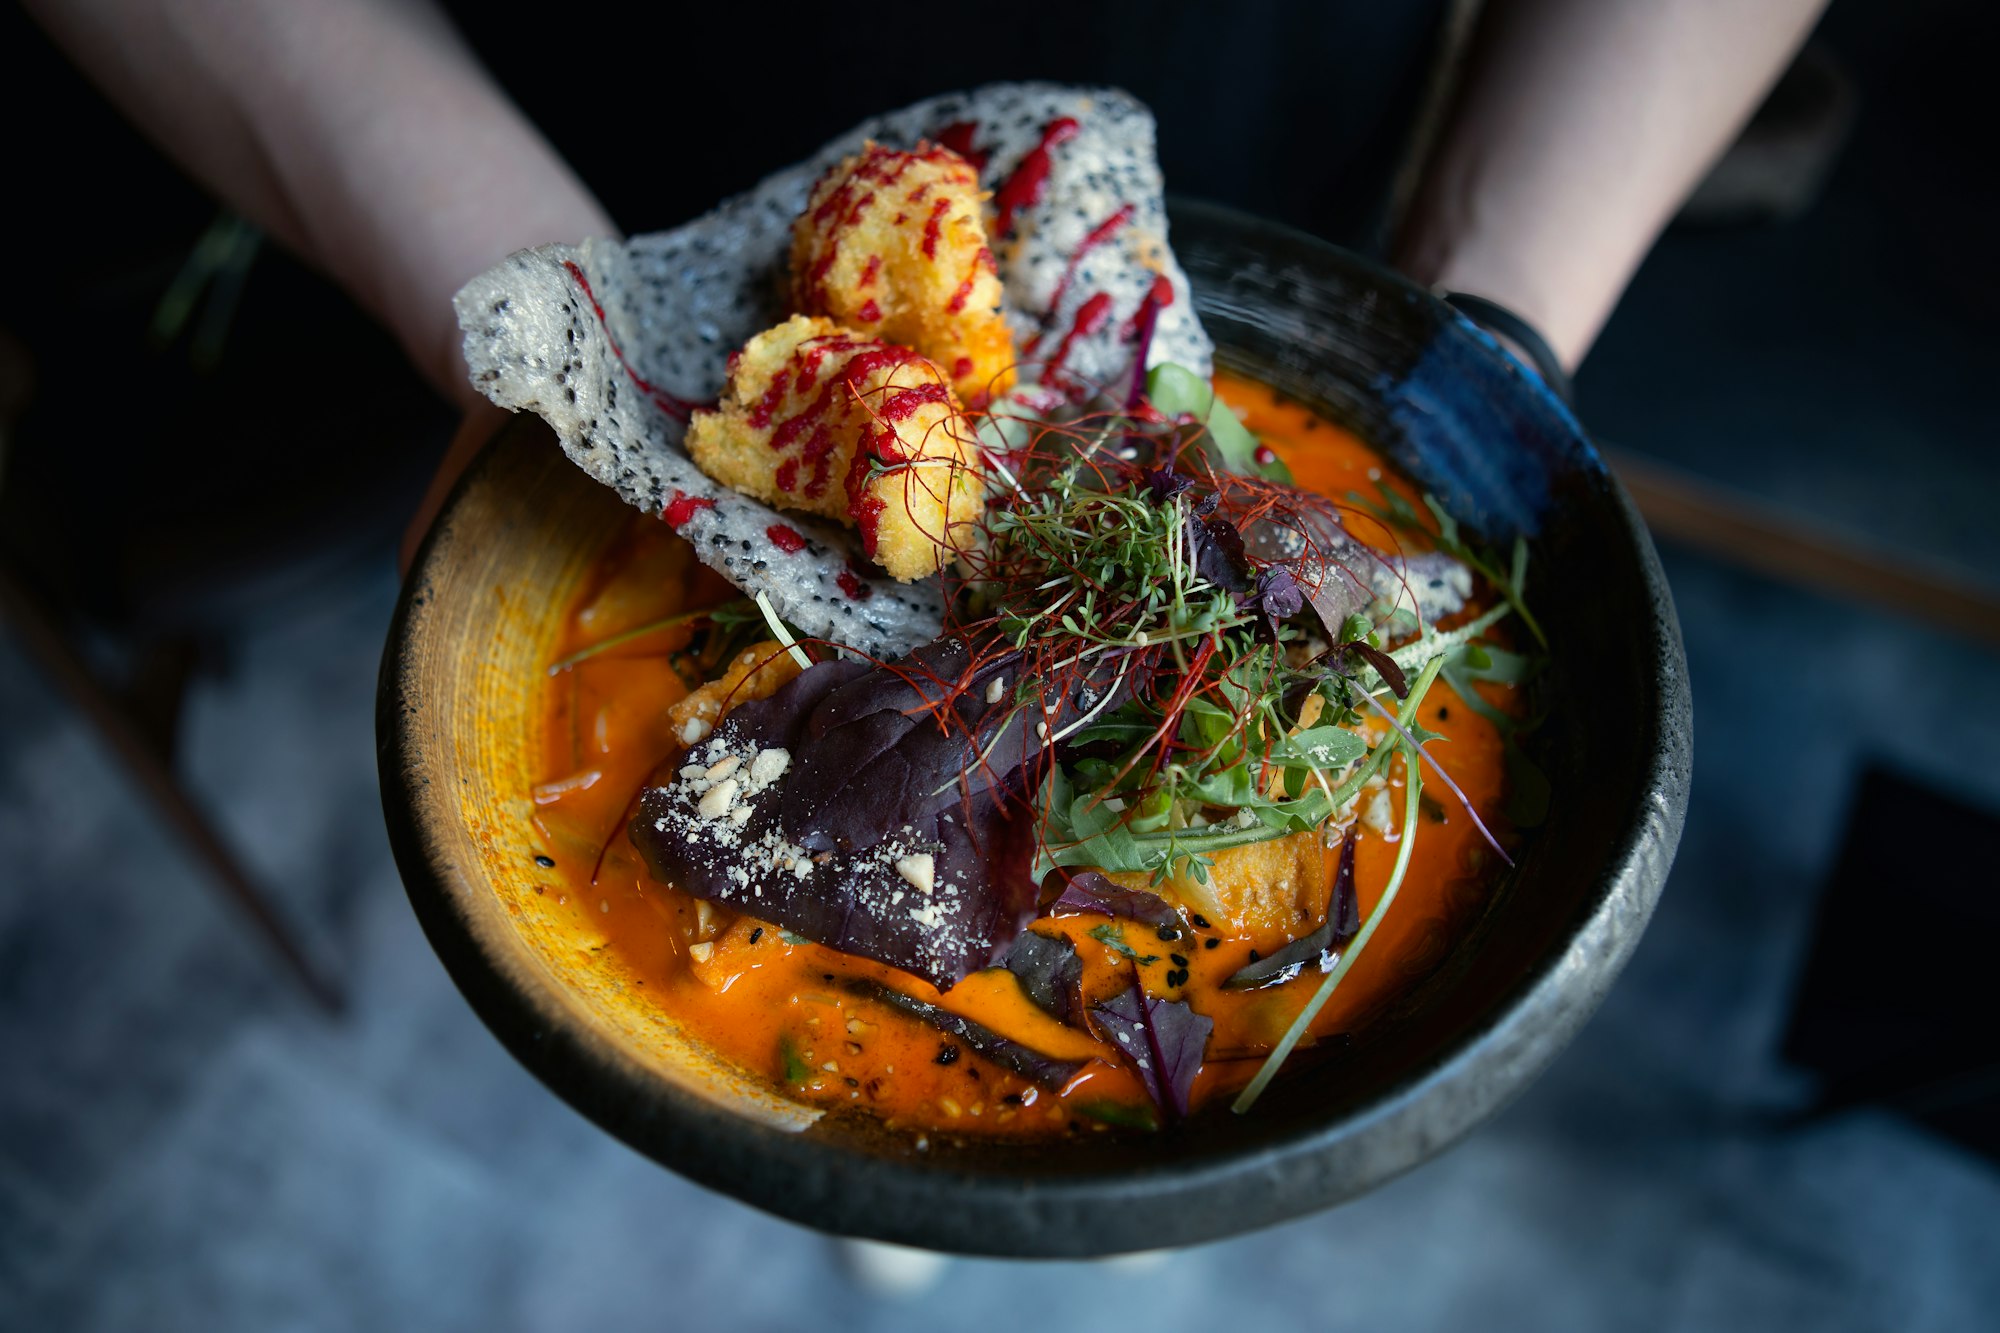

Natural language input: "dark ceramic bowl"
[378,200,1689,1256]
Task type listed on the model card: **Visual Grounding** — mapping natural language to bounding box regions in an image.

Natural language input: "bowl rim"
[378,200,1690,1255]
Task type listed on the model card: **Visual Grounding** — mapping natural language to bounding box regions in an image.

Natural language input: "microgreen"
[1352,485,1548,649]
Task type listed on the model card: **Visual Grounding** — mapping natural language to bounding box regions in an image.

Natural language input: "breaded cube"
[686,315,984,582]
[1103,830,1333,937]
[791,142,1015,406]
[666,639,806,748]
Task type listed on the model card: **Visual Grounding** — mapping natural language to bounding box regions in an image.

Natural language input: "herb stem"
[545,607,714,674]
[754,590,815,671]
[1232,655,1442,1113]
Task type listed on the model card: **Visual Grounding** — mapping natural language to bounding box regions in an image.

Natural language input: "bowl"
[378,200,1690,1256]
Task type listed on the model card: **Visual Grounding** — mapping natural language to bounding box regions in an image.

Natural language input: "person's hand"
[400,401,511,576]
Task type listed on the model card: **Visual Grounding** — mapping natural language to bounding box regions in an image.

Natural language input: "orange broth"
[525,373,1516,1134]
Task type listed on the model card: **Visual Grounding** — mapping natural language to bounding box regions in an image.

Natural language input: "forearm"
[27,0,614,407]
[1397,0,1826,370]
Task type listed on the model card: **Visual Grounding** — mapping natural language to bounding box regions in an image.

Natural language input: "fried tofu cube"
[686,315,984,582]
[791,142,1015,406]
[666,640,805,747]
[1105,831,1334,937]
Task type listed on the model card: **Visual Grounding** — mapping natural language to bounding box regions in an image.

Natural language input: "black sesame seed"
[1191,914,1212,930]
[1169,953,1189,968]
[935,1043,961,1066]
[534,854,556,868]
[1203,937,1219,950]
[1248,949,1262,963]
[1154,925,1179,942]
[748,927,764,945]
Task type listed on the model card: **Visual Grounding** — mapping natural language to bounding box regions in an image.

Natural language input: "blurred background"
[2,0,1996,1328]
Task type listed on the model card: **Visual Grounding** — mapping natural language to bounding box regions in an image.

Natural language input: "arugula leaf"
[1088,922,1162,966]
[1268,726,1368,772]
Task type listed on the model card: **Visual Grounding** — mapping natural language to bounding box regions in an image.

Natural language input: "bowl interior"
[379,202,1688,1255]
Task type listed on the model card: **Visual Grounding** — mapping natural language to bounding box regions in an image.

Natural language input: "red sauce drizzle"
[945,246,994,316]
[1042,291,1114,393]
[560,261,701,422]
[836,567,872,600]
[799,145,929,309]
[1119,273,1178,340]
[663,490,715,527]
[1045,204,1132,318]
[934,121,991,172]
[766,523,807,554]
[921,197,952,259]
[952,356,975,382]
[769,339,924,499]
[993,117,1080,237]
[747,368,791,430]
[857,299,882,323]
[858,255,882,289]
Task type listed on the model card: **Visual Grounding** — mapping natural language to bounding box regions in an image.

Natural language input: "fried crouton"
[791,142,1015,406]
[685,315,984,582]
[1104,830,1334,938]
[666,640,806,748]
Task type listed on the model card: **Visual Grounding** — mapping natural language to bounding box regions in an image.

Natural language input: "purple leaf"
[845,978,1085,1090]
[781,636,1142,856]
[1143,467,1195,504]
[1243,508,1376,636]
[1002,930,1085,1026]
[1253,565,1305,639]
[1337,640,1408,699]
[1224,825,1360,990]
[1090,978,1213,1119]
[1048,872,1184,934]
[1188,511,1250,592]
[631,656,1042,988]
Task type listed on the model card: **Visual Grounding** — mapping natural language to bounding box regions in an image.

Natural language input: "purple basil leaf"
[1144,467,1195,504]
[1090,979,1213,1119]
[1328,822,1362,939]
[1253,565,1305,639]
[781,637,1143,856]
[845,978,1085,1090]
[1223,825,1360,991]
[1048,871,1184,934]
[1188,511,1250,592]
[630,657,1042,988]
[1243,508,1375,637]
[1002,930,1085,1027]
[1340,640,1408,698]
